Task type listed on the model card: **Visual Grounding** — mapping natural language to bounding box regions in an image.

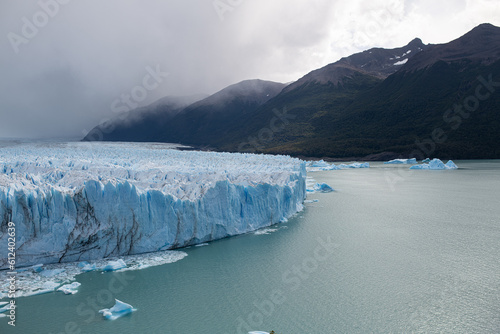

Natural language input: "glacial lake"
[1,160,499,333]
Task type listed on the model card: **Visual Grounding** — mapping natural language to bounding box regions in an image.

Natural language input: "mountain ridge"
[84,23,500,159]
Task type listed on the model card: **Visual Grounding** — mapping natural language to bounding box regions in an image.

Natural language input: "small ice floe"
[410,159,458,170]
[195,243,209,247]
[0,302,10,315]
[23,281,61,297]
[57,282,81,295]
[313,183,334,193]
[254,228,278,235]
[101,259,127,272]
[82,263,97,272]
[99,299,137,320]
[304,199,319,203]
[248,332,270,334]
[307,160,369,171]
[338,162,370,169]
[384,158,417,164]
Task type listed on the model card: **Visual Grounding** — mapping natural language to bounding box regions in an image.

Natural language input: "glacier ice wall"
[0,142,306,268]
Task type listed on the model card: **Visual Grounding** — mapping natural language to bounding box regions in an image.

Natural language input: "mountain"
[284,37,426,92]
[216,23,500,159]
[84,23,500,159]
[156,79,286,145]
[403,23,500,72]
[83,94,206,142]
[87,79,285,145]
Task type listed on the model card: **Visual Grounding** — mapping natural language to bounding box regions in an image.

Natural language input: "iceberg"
[0,142,306,268]
[57,282,81,295]
[307,161,369,171]
[99,299,137,320]
[101,259,127,272]
[384,158,417,164]
[309,160,330,168]
[410,159,458,170]
[313,183,334,193]
[445,160,458,169]
[338,162,370,169]
[422,158,431,163]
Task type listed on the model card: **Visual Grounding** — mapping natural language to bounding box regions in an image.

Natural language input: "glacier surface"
[0,142,306,269]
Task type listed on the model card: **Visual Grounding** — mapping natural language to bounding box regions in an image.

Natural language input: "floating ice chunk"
[195,243,209,247]
[384,158,417,164]
[310,160,330,167]
[57,282,81,295]
[82,263,97,272]
[314,183,334,193]
[410,159,458,170]
[99,299,137,320]
[23,281,61,297]
[254,228,278,235]
[445,160,458,169]
[338,162,369,169]
[422,158,431,163]
[248,332,269,334]
[304,199,319,203]
[101,259,127,272]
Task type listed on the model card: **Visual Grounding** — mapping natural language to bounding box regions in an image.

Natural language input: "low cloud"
[0,0,499,138]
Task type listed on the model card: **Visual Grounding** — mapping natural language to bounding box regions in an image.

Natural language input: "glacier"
[0,142,306,269]
[409,159,458,170]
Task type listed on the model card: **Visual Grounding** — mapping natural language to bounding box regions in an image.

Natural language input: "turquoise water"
[2,161,500,333]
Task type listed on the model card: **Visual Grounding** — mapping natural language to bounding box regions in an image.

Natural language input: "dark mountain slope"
[217,24,500,159]
[83,94,206,142]
[156,79,286,145]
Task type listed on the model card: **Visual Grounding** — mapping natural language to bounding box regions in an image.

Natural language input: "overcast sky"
[1,0,499,139]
